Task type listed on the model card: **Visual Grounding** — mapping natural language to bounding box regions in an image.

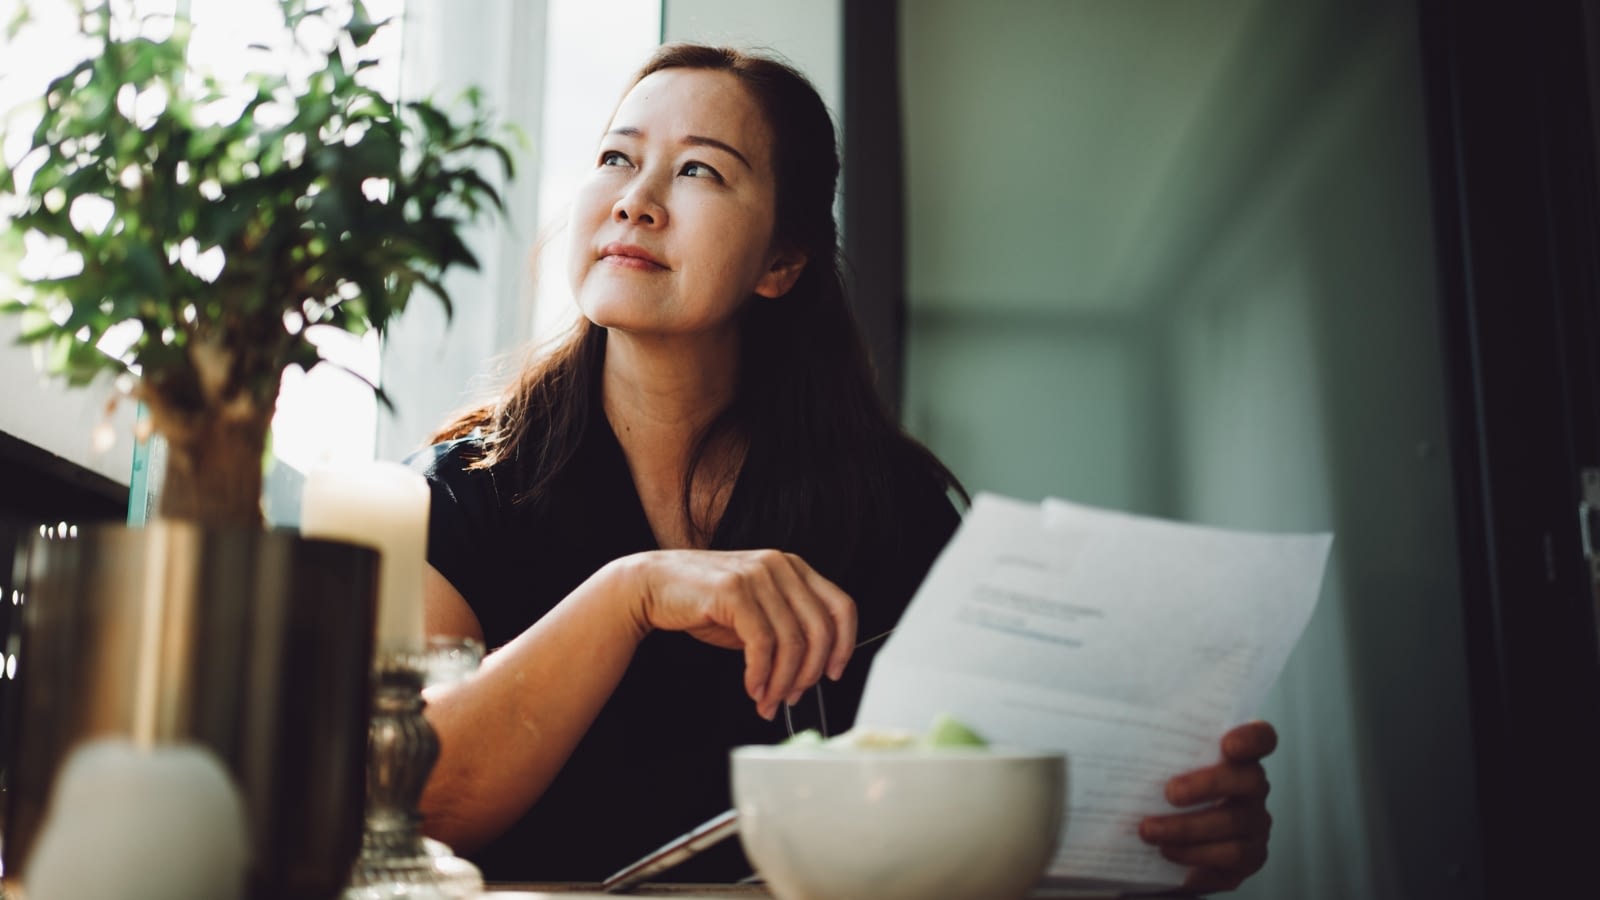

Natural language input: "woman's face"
[568,68,804,342]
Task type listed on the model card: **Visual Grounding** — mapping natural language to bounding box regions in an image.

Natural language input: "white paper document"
[856,493,1333,891]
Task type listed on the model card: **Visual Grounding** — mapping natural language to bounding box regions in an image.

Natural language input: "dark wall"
[1419,0,1600,894]
[0,430,127,525]
[842,0,908,417]
[0,516,27,791]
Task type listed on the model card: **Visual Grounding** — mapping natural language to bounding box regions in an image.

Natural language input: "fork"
[603,626,898,893]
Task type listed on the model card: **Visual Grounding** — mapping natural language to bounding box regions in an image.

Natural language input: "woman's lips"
[600,243,667,270]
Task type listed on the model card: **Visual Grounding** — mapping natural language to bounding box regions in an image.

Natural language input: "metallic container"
[3,522,378,900]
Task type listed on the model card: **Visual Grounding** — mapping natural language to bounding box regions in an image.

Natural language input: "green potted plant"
[0,2,514,897]
[0,0,509,525]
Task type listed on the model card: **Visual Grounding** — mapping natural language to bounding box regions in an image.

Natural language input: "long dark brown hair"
[433,43,964,573]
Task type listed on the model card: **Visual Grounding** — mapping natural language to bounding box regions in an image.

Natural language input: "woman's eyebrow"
[605,127,752,171]
[681,135,751,170]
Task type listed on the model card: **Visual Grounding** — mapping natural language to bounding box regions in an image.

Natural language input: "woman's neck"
[600,329,738,439]
[600,328,743,549]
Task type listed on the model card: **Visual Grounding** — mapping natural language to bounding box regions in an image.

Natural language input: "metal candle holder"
[344,641,483,900]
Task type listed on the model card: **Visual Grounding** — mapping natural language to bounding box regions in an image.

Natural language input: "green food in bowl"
[781,729,827,747]
[780,713,989,750]
[921,712,987,748]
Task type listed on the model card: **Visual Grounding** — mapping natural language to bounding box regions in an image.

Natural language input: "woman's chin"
[578,302,743,344]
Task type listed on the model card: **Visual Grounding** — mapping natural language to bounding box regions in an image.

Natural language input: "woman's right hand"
[614,549,857,720]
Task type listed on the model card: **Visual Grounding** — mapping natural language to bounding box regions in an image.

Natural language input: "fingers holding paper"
[623,549,859,721]
[1164,721,1275,806]
[1138,720,1278,892]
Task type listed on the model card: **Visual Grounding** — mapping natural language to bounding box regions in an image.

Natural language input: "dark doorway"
[1420,1,1600,894]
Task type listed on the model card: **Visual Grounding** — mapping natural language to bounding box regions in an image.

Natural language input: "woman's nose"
[613,180,665,227]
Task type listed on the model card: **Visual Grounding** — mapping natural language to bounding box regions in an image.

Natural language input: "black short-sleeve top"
[410,410,960,883]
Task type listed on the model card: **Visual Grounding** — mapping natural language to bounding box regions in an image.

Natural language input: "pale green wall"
[905,312,1167,513]
[902,1,1482,898]
[1163,7,1480,894]
[898,0,1248,515]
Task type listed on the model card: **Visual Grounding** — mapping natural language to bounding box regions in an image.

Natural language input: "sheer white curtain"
[377,0,664,460]
[375,0,549,461]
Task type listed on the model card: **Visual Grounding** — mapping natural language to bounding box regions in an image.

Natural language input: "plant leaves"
[124,243,167,299]
[0,0,519,424]
[17,305,60,343]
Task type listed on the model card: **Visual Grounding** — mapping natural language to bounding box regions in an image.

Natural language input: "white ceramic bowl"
[730,746,1066,900]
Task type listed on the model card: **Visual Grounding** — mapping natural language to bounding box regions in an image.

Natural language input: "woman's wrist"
[597,552,655,643]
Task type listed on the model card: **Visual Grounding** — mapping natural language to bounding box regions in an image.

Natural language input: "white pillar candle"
[299,461,430,655]
[26,740,249,900]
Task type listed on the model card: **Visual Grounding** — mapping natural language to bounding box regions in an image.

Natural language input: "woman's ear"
[753,246,808,299]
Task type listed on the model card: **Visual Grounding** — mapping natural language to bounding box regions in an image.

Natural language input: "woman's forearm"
[419,557,648,852]
[416,547,855,851]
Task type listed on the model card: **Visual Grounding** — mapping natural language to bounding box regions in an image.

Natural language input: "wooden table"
[486,887,761,898]
[485,888,761,898]
[483,884,1185,898]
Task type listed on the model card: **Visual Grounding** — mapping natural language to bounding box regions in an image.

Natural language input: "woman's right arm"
[417,548,857,852]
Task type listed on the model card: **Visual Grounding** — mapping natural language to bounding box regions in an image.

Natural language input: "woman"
[413,44,1275,892]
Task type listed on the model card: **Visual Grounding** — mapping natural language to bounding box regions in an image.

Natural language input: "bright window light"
[530,0,661,340]
[1,0,663,477]
[0,0,400,472]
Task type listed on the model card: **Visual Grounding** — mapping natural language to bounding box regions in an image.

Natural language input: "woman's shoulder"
[406,436,519,618]
[821,433,963,587]
[407,435,511,522]
[410,434,487,477]
[884,435,964,533]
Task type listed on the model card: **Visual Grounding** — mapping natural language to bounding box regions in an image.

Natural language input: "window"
[530,0,661,339]
[1,1,662,519]
[0,0,402,501]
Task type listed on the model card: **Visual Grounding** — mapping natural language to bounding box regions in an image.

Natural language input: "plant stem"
[156,415,271,528]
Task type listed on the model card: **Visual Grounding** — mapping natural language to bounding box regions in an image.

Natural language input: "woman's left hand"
[1138,720,1277,893]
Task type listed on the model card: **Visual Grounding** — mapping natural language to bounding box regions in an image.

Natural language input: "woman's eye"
[680,161,721,180]
[599,150,632,168]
